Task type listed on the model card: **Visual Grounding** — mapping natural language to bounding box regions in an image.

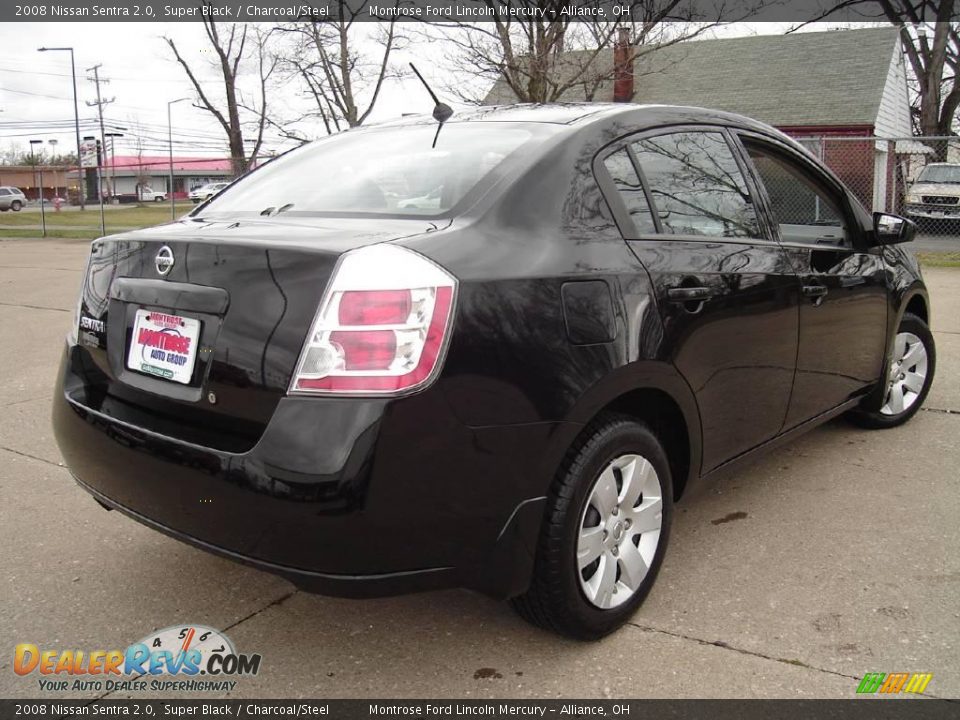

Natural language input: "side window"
[743,141,847,246]
[631,131,759,238]
[0,189,9,196]
[602,148,656,234]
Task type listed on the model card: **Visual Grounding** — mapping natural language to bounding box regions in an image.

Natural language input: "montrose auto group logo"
[14,624,261,692]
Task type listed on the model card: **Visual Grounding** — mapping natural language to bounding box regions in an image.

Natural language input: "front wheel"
[511,415,673,640]
[849,313,935,429]
[10,200,22,211]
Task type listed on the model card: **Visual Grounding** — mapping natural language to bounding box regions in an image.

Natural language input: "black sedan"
[54,103,934,639]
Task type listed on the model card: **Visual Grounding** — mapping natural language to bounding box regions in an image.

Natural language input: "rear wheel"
[11,200,22,211]
[849,313,935,429]
[511,415,672,639]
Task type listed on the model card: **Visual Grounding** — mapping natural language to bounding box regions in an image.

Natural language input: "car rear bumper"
[53,343,562,599]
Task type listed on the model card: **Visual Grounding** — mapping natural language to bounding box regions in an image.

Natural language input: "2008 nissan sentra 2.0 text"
[53,103,935,639]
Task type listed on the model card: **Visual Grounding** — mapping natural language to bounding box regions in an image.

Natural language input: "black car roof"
[380,102,781,133]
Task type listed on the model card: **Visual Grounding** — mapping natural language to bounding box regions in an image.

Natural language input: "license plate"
[126,310,201,385]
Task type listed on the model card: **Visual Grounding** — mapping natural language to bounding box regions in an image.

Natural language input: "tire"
[511,414,673,640]
[11,200,22,211]
[848,313,935,429]
[154,196,163,202]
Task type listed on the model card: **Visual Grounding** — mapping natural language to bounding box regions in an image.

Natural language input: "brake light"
[290,245,457,395]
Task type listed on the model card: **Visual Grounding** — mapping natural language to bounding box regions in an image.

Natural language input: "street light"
[167,97,190,220]
[104,131,123,201]
[29,139,46,238]
[38,47,84,210]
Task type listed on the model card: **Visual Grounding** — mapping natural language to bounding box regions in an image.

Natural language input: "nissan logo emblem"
[155,246,175,276]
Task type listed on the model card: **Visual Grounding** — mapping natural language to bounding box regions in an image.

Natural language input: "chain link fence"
[795,135,960,239]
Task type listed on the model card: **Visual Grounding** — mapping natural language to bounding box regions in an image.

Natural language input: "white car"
[189,182,230,204]
[396,187,442,210]
[138,187,167,202]
[904,163,960,227]
[0,186,26,212]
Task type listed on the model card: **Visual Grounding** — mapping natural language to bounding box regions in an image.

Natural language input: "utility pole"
[37,47,84,210]
[86,64,112,234]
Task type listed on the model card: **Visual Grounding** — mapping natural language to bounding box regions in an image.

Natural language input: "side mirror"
[873,212,916,245]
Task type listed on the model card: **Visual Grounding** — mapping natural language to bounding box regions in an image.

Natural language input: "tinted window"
[744,142,846,245]
[631,132,758,238]
[201,125,537,217]
[603,148,656,234]
[0,189,9,196]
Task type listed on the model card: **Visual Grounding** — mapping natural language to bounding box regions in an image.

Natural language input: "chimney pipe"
[613,27,634,103]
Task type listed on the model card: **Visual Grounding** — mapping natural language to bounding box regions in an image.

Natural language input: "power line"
[0,86,74,101]
[0,66,75,79]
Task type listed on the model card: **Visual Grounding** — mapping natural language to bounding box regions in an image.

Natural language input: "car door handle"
[802,284,829,299]
[666,286,716,302]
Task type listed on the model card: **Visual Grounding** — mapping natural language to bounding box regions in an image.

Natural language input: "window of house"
[602,148,656,234]
[630,131,759,238]
[743,141,847,246]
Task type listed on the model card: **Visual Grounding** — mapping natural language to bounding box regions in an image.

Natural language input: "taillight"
[69,242,96,344]
[289,244,457,395]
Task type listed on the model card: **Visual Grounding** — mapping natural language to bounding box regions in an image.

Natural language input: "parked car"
[0,186,26,211]
[188,182,229,203]
[54,104,934,639]
[138,187,167,202]
[904,163,960,229]
[397,186,442,210]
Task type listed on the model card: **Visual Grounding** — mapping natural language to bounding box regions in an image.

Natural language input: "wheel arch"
[559,363,702,502]
[904,292,929,325]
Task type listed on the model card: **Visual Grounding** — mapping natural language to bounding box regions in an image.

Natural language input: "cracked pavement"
[0,239,956,699]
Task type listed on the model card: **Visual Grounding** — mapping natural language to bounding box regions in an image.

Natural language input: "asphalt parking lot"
[0,238,957,700]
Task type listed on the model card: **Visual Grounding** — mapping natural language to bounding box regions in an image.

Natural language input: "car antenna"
[409,63,453,148]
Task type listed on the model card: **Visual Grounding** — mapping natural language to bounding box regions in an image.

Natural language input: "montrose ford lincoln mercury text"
[53,104,934,639]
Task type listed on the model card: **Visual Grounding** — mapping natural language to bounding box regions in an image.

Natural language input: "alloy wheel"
[577,453,663,609]
[881,331,928,416]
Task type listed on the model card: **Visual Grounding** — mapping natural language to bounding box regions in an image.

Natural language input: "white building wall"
[871,39,912,212]
[874,38,912,138]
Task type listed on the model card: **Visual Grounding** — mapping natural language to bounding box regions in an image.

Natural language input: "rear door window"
[631,131,759,238]
[602,148,656,234]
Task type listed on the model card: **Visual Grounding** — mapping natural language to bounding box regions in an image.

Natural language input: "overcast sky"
[0,21,853,161]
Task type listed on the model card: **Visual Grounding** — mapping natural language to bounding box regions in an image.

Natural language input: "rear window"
[199,124,536,218]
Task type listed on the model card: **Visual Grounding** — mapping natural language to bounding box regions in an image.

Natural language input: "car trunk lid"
[72,216,440,452]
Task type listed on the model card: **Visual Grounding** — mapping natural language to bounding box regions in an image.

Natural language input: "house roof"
[108,155,233,172]
[483,27,901,129]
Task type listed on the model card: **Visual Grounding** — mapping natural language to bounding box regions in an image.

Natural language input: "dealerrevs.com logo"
[14,624,262,693]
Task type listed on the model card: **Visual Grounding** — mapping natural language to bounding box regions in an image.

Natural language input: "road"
[0,238,956,700]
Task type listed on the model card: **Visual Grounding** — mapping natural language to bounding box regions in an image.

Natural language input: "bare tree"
[428,0,756,105]
[165,9,277,174]
[793,1,960,143]
[273,2,401,137]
